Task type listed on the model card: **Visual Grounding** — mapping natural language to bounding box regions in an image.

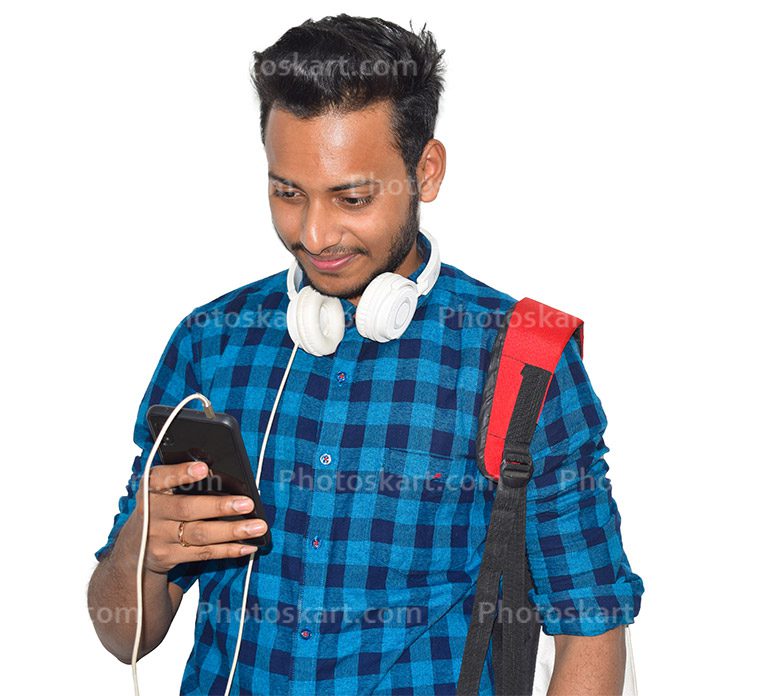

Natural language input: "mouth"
[306,252,358,272]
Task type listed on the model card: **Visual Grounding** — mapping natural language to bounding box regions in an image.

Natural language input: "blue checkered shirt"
[95,231,644,695]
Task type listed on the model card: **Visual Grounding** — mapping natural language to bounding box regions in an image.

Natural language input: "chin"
[303,262,368,298]
[317,280,359,299]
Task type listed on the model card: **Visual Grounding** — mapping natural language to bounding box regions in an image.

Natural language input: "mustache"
[294,245,368,258]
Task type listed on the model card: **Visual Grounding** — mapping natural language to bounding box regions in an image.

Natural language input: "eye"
[272,188,301,200]
[340,195,374,208]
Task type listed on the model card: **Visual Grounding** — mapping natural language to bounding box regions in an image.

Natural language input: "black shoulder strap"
[458,298,584,695]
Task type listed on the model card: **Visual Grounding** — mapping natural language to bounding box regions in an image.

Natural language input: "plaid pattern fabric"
[94,231,644,695]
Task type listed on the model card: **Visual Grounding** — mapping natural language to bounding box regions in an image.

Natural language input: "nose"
[300,198,343,256]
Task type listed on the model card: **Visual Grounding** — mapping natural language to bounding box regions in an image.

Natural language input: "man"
[88,14,644,695]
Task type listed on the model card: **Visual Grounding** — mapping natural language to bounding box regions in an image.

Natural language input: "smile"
[307,253,358,272]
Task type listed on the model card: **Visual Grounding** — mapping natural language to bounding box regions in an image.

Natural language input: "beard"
[294,191,421,301]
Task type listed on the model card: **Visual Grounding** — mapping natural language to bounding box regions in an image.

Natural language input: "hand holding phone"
[141,405,271,565]
[128,459,269,575]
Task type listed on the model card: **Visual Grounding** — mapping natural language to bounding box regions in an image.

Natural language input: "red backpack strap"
[458,297,584,696]
[477,297,584,482]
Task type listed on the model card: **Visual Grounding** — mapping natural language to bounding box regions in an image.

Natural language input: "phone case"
[146,404,271,547]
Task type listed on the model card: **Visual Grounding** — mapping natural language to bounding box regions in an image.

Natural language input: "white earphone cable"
[131,342,299,696]
[626,624,639,693]
[223,341,298,695]
[132,392,216,695]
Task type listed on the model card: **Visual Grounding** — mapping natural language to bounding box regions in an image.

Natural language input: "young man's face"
[264,101,422,306]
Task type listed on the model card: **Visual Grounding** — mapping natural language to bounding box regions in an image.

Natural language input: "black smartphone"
[146,404,271,547]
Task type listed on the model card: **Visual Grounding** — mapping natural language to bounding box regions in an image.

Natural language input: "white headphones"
[286,229,441,356]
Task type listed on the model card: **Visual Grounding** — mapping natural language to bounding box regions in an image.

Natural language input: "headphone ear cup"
[355,272,419,342]
[287,285,345,356]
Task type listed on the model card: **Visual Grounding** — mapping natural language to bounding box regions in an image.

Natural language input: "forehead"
[264,101,405,184]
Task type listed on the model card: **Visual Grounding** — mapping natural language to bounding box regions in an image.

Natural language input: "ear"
[415,139,447,203]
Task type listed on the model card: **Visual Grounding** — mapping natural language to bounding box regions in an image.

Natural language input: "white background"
[2,1,767,693]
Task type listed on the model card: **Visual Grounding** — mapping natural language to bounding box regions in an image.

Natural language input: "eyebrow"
[268,171,378,192]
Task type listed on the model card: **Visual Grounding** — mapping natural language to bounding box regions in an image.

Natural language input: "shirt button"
[319,453,332,466]
[336,371,347,384]
[312,535,320,549]
[300,628,312,640]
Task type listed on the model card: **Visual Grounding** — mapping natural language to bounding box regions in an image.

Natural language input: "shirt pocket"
[367,447,476,575]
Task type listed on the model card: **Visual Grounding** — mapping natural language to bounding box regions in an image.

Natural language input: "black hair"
[250,14,446,178]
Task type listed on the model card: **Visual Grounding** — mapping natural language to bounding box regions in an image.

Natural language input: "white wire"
[626,624,639,694]
[132,392,215,696]
[129,342,299,696]
[223,341,298,696]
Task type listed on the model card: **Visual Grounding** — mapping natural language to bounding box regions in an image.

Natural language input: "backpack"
[457,297,584,695]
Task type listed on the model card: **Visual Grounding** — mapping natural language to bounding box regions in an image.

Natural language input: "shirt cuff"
[529,573,645,636]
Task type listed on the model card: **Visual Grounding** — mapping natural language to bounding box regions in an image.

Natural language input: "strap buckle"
[499,455,533,488]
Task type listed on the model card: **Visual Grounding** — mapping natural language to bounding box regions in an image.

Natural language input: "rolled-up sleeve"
[525,333,645,636]
[93,313,205,594]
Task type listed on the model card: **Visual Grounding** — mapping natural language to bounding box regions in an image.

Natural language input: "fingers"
[141,461,256,521]
[179,541,261,563]
[154,516,268,571]
[148,460,210,493]
[178,517,268,547]
[134,461,269,574]
[145,535,261,573]
[165,491,256,522]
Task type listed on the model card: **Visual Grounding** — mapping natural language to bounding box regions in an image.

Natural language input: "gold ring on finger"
[178,520,191,547]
